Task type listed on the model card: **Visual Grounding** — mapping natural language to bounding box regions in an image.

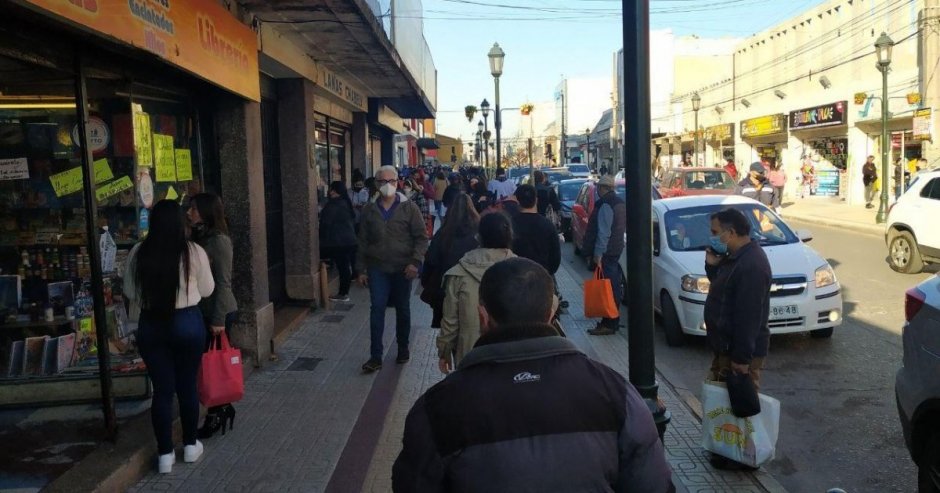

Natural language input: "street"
[561,218,930,493]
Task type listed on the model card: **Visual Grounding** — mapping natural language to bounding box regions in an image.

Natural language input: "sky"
[418,0,828,143]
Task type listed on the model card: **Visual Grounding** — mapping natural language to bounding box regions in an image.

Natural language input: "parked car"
[518,167,574,186]
[656,167,736,198]
[885,169,940,273]
[564,163,592,178]
[557,178,589,241]
[570,179,662,256]
[896,274,940,493]
[507,167,531,185]
[622,195,842,346]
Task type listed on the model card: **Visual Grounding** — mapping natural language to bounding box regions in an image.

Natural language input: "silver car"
[896,274,940,492]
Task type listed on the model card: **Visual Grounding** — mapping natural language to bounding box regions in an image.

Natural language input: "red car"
[656,168,736,198]
[570,180,661,256]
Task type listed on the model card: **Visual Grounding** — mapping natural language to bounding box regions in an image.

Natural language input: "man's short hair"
[515,184,537,209]
[711,208,751,237]
[377,165,398,180]
[479,211,513,249]
[480,258,554,326]
[533,170,546,184]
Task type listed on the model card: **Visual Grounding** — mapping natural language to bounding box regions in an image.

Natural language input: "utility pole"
[622,0,670,440]
[560,79,568,164]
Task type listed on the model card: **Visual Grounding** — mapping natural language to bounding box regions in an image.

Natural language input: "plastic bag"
[701,380,780,467]
[584,266,619,319]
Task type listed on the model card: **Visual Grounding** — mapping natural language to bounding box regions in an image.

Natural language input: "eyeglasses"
[376,179,398,186]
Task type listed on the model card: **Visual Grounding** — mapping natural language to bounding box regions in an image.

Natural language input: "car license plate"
[771,305,799,318]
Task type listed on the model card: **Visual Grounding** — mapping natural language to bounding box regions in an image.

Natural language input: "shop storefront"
[790,101,849,198]
[0,1,258,411]
[741,114,789,169]
[705,123,735,166]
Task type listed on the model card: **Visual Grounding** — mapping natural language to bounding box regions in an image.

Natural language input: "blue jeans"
[602,257,623,330]
[137,306,207,455]
[367,268,412,361]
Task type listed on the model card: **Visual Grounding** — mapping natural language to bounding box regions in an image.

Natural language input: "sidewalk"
[780,197,885,236]
[129,259,785,493]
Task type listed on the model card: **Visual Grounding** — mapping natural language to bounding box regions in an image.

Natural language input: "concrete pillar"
[277,78,321,302]
[921,0,940,164]
[216,97,274,367]
[351,112,369,181]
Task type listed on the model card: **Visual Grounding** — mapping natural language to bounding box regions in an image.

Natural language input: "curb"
[655,368,790,493]
[780,211,884,237]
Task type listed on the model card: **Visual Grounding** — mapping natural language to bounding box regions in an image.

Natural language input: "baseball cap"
[749,162,766,174]
[597,175,616,188]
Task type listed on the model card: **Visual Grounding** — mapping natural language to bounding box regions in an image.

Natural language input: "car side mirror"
[797,229,813,243]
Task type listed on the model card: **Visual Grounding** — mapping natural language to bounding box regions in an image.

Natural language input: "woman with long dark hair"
[187,192,239,438]
[319,181,358,302]
[420,193,479,328]
[124,200,215,474]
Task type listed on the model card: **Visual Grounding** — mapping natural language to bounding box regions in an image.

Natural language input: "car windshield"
[682,171,735,190]
[567,164,590,173]
[663,204,798,252]
[508,168,529,179]
[545,171,573,183]
[558,182,584,201]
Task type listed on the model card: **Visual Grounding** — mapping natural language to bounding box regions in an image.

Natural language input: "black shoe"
[588,326,617,336]
[558,299,570,309]
[362,358,382,373]
[396,349,411,364]
[709,453,759,471]
[197,411,223,439]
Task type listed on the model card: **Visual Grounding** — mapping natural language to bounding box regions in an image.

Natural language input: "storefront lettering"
[197,14,250,72]
[67,0,98,14]
[741,114,787,138]
[320,69,366,111]
[144,29,167,57]
[790,101,846,130]
[127,0,174,35]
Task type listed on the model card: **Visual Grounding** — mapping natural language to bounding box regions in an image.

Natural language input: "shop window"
[314,116,348,203]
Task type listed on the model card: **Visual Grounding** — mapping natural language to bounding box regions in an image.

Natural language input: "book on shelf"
[7,340,24,377]
[56,332,75,373]
[41,337,58,376]
[23,336,49,376]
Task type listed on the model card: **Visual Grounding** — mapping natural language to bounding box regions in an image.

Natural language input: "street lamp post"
[489,43,505,172]
[692,92,701,167]
[585,128,592,169]
[478,120,486,167]
[875,32,895,224]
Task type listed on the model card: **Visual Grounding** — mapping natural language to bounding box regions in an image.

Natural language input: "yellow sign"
[133,111,153,167]
[95,176,134,202]
[706,124,734,142]
[740,114,787,138]
[913,108,933,141]
[93,158,114,184]
[153,134,177,182]
[175,149,193,181]
[165,186,179,201]
[49,167,85,197]
[23,0,260,101]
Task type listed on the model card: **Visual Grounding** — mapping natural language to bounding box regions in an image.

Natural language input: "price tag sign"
[153,134,177,182]
[49,167,84,197]
[95,175,134,202]
[133,112,153,167]
[175,149,193,181]
[93,158,114,184]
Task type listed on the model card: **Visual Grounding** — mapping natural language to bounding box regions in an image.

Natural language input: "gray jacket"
[195,230,237,326]
[356,192,429,274]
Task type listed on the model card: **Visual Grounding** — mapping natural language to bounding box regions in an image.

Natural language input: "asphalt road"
[561,219,932,493]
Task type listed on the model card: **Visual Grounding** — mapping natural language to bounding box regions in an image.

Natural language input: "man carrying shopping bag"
[703,208,773,470]
[582,176,626,336]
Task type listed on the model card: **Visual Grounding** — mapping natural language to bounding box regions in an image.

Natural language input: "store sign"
[22,0,260,101]
[790,101,847,130]
[706,124,734,142]
[740,114,787,138]
[913,108,933,141]
[318,67,368,112]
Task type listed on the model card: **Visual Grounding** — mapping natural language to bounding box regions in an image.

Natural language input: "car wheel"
[920,429,940,493]
[660,292,685,347]
[889,231,925,274]
[810,327,833,338]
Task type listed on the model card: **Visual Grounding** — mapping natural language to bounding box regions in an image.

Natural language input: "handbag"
[725,371,761,417]
[583,266,619,319]
[197,333,244,407]
[701,381,780,468]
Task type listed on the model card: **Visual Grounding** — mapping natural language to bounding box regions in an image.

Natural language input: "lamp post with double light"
[875,32,895,224]
[489,43,505,172]
[691,92,701,167]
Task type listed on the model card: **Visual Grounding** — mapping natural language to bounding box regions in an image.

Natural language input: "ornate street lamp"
[489,43,506,172]
[875,32,894,224]
[691,92,701,167]
[478,120,489,168]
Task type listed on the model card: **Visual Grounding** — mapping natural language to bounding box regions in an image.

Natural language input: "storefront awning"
[416,138,439,150]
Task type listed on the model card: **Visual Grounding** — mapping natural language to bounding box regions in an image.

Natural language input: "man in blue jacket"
[392,258,674,493]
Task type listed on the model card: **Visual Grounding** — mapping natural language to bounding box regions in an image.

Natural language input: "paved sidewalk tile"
[780,197,883,236]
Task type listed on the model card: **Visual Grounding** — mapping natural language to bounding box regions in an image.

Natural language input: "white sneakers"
[157,440,203,474]
[158,452,175,474]
[183,441,204,463]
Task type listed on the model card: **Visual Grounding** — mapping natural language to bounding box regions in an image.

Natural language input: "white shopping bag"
[701,381,780,467]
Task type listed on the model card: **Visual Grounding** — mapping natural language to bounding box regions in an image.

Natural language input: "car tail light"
[905,287,926,322]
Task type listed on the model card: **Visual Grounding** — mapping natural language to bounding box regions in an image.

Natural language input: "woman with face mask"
[320,181,358,302]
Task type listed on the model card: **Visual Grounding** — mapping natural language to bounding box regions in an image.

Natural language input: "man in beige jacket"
[437,212,515,372]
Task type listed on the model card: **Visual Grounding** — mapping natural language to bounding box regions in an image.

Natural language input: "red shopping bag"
[584,266,619,319]
[197,333,244,407]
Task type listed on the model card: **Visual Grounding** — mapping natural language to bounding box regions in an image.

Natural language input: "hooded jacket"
[437,248,516,364]
[356,192,429,274]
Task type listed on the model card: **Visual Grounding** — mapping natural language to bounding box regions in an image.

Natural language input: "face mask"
[403,187,413,195]
[709,233,729,255]
[380,183,397,197]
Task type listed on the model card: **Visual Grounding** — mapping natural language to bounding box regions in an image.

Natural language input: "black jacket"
[536,183,561,216]
[442,184,462,209]
[392,324,674,493]
[704,241,772,364]
[735,176,775,206]
[319,197,357,249]
[511,212,561,274]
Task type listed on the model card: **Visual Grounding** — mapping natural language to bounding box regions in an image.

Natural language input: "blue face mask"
[709,233,729,255]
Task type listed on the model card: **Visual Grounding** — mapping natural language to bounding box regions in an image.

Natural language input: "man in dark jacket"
[392,258,674,493]
[510,185,561,275]
[862,155,878,209]
[534,170,562,217]
[357,166,429,373]
[582,176,626,335]
[735,162,775,207]
[703,208,772,470]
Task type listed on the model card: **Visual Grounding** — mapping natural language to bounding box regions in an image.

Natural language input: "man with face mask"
[734,162,775,207]
[703,208,772,470]
[356,166,430,373]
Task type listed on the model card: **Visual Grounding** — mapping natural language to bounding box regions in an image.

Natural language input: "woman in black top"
[468,176,493,213]
[320,181,358,302]
[421,193,480,328]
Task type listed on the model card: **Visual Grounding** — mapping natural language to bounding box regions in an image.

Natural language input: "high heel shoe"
[197,409,223,439]
[220,405,236,436]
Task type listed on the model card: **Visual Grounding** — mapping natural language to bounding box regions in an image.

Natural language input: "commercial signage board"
[740,114,787,138]
[706,123,734,142]
[317,66,368,112]
[790,101,847,130]
[913,108,933,141]
[20,0,260,101]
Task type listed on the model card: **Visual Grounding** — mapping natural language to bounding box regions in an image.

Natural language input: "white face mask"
[380,183,397,197]
[404,187,413,195]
